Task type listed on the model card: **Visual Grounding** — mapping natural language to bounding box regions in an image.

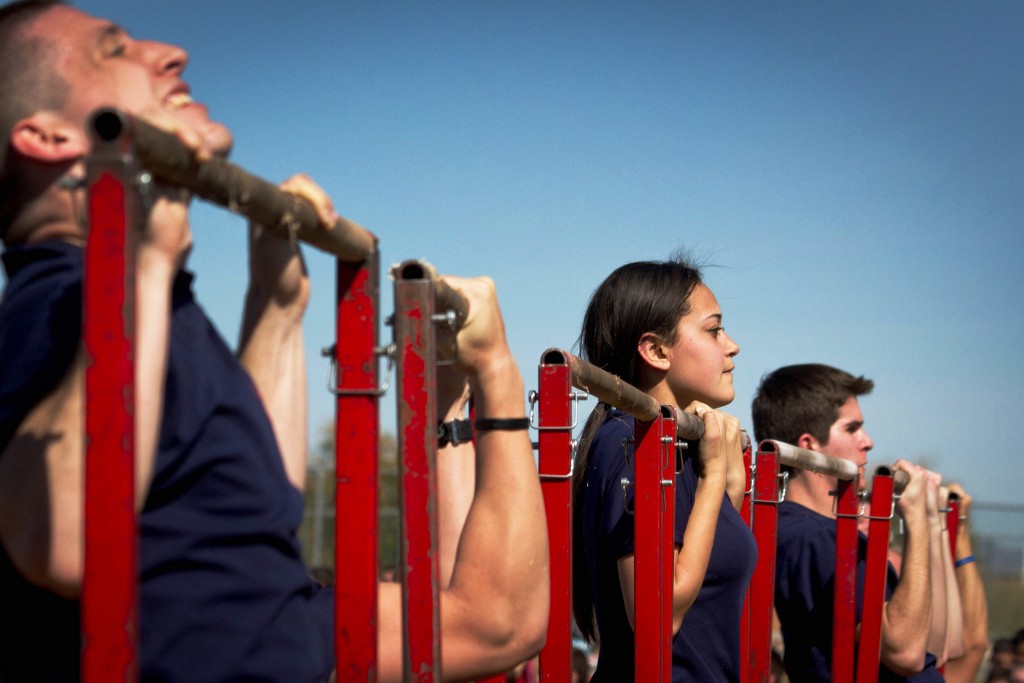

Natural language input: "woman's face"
[662,284,740,408]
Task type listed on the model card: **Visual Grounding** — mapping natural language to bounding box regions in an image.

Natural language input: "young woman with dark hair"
[571,255,756,682]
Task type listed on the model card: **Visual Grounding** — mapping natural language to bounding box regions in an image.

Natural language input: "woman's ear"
[10,112,89,164]
[637,332,670,371]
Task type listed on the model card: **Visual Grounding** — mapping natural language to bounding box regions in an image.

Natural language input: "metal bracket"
[528,389,588,431]
[322,342,394,397]
[538,439,579,481]
[862,492,899,522]
[752,470,790,505]
[621,477,634,515]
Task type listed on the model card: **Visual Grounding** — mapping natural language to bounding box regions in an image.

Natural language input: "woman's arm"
[617,403,741,635]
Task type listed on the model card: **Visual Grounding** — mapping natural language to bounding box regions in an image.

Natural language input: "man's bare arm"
[238,174,336,491]
[878,461,931,675]
[377,276,549,682]
[943,484,989,683]
[0,204,184,595]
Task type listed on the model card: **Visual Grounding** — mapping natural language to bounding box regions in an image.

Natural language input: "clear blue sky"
[64,1,1023,504]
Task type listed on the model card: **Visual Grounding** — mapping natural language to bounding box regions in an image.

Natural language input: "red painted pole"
[634,407,675,682]
[832,478,860,683]
[537,349,574,682]
[946,494,960,558]
[856,467,897,683]
[82,143,140,682]
[748,442,782,683]
[334,254,381,681]
[739,443,753,683]
[393,263,441,682]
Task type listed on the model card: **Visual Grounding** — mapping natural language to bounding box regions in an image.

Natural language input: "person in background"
[752,364,958,682]
[942,482,990,683]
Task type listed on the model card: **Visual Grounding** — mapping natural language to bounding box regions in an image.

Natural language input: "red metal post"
[83,154,140,682]
[856,468,896,683]
[832,478,860,683]
[739,443,753,683]
[946,495,960,558]
[394,266,441,682]
[748,442,782,683]
[634,407,675,682]
[334,253,381,681]
[537,350,574,682]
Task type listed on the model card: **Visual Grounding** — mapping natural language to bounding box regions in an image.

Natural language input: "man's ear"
[637,332,670,371]
[9,112,89,163]
[797,433,821,451]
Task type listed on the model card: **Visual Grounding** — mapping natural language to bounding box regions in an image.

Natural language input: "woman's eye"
[709,326,724,337]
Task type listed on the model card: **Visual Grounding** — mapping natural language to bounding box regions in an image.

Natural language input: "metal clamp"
[833,491,868,519]
[621,477,634,515]
[674,438,690,474]
[861,492,899,522]
[753,470,790,505]
[539,439,579,481]
[322,342,394,397]
[745,461,757,497]
[528,389,588,431]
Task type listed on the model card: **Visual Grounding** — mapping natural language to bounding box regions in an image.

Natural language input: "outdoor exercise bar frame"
[82,108,377,683]
[534,350,707,681]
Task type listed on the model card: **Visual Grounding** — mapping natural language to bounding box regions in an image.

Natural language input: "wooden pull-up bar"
[89,108,378,261]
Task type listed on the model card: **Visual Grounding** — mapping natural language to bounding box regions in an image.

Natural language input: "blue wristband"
[954,555,974,568]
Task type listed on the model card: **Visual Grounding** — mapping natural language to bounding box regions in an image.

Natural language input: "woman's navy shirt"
[580,409,757,682]
[0,241,334,682]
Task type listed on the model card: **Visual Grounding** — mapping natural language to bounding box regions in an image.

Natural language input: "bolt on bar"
[89,108,377,261]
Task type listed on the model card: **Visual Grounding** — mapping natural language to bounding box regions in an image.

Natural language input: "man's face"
[27,5,232,156]
[819,396,873,490]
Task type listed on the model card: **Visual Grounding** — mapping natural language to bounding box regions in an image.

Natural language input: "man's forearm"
[925,515,948,660]
[943,523,988,683]
[238,298,307,490]
[880,511,931,674]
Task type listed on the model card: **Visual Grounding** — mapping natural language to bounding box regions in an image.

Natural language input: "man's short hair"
[751,363,874,447]
[0,0,69,233]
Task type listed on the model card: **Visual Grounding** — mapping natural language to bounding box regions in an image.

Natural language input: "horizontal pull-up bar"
[759,440,911,494]
[550,349,746,445]
[89,108,378,262]
[758,440,858,480]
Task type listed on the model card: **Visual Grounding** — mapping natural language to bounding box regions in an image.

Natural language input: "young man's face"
[820,396,873,490]
[27,5,232,156]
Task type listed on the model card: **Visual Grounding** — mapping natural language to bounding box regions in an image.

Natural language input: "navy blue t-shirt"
[580,409,757,682]
[0,241,334,682]
[774,501,942,683]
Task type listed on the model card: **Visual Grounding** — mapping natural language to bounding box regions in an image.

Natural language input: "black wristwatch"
[437,419,473,448]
